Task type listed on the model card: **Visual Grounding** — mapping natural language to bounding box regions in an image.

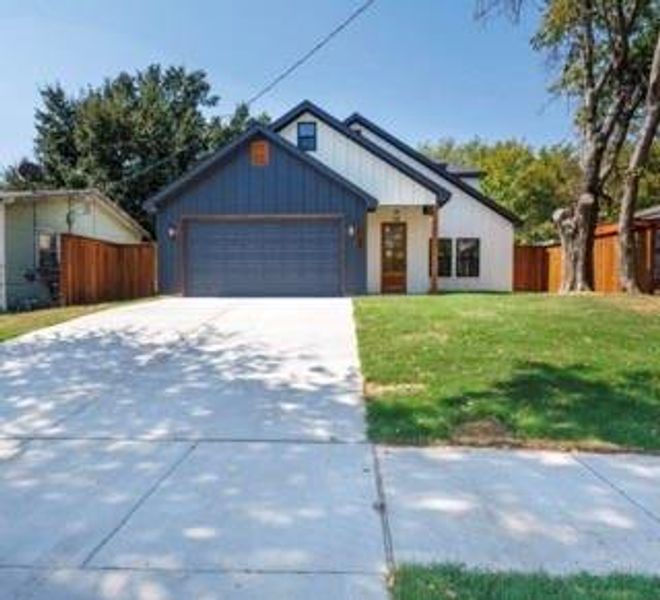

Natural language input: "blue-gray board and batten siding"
[155,134,368,296]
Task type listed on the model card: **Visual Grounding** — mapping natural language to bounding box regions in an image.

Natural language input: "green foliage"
[2,65,268,230]
[420,138,582,241]
[393,564,660,600]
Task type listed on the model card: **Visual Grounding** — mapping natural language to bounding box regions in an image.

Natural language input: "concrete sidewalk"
[379,446,660,574]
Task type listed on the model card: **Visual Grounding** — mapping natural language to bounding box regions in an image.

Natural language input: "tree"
[34,84,81,187]
[2,65,267,230]
[421,138,582,242]
[480,0,659,292]
[618,31,660,292]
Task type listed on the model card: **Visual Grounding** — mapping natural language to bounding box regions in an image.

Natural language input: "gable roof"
[344,112,522,225]
[271,100,451,206]
[0,188,150,239]
[144,123,379,212]
[636,204,660,220]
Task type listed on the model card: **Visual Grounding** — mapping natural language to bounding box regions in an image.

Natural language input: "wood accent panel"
[59,234,156,305]
[250,140,270,166]
[381,222,407,294]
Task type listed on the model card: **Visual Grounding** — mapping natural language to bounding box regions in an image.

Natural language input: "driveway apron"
[0,298,388,599]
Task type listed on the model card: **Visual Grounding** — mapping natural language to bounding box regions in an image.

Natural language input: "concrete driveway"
[0,298,388,599]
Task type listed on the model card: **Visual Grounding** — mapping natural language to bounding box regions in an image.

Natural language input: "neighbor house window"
[37,231,58,274]
[456,238,480,277]
[297,122,317,151]
[429,238,452,277]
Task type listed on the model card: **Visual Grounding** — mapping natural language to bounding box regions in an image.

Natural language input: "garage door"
[184,218,342,296]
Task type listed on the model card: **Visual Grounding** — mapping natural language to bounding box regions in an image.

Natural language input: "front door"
[381,222,407,293]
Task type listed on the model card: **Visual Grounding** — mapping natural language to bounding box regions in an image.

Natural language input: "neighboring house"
[146,100,521,297]
[0,189,149,310]
[636,204,660,286]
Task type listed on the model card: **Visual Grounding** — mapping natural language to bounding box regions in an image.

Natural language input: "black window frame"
[429,238,453,277]
[297,121,317,152]
[456,237,480,278]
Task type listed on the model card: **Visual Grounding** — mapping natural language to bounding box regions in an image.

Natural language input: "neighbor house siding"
[4,194,144,309]
[367,206,433,294]
[278,113,437,207]
[353,125,514,291]
[0,203,6,310]
[155,138,368,295]
[5,201,50,308]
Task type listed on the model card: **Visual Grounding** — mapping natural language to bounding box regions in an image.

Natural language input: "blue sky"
[0,0,575,169]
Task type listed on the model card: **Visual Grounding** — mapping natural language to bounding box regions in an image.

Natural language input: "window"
[429,238,452,277]
[456,238,480,277]
[250,140,270,166]
[37,231,58,274]
[297,122,317,151]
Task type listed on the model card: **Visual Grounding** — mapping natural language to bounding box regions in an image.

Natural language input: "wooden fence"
[514,223,658,293]
[59,234,156,305]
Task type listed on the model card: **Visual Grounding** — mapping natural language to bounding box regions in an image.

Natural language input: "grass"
[354,293,660,450]
[0,303,122,342]
[392,564,660,600]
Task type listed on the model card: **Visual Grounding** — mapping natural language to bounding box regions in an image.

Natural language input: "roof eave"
[345,112,521,226]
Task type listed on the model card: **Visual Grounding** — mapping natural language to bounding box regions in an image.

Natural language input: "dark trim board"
[344,112,522,226]
[178,213,346,297]
[271,100,452,206]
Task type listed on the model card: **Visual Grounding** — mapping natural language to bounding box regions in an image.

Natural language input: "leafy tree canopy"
[420,136,658,242]
[2,64,269,231]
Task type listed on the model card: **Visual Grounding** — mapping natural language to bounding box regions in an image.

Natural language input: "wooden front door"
[381,222,407,293]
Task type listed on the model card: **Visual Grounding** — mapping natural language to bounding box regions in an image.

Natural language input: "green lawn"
[0,303,122,342]
[354,294,660,450]
[392,565,660,600]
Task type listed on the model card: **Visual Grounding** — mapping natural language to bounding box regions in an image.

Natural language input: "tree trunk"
[553,207,578,293]
[619,32,660,293]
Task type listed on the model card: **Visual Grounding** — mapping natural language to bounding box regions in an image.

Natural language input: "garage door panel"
[184,219,342,297]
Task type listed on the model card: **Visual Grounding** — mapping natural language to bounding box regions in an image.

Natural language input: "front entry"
[381,222,407,293]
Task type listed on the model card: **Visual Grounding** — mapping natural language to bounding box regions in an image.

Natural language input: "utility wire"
[109,0,377,190]
[242,0,376,108]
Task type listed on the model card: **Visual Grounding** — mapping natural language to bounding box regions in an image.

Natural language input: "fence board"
[59,234,156,305]
[514,223,657,294]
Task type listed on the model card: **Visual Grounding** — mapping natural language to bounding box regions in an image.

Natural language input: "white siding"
[367,206,433,294]
[33,196,141,244]
[439,193,514,291]
[0,203,6,310]
[456,175,482,191]
[279,113,437,206]
[353,125,514,291]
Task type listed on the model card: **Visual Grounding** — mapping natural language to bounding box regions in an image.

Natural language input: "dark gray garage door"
[184,218,342,296]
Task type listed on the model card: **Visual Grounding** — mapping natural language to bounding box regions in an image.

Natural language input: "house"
[0,189,150,310]
[146,100,521,297]
[636,204,660,289]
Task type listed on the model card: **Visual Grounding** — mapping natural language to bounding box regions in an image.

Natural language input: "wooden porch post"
[430,204,439,293]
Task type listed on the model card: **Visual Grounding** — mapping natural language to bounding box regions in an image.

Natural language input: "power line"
[243,0,376,109]
[110,0,377,190]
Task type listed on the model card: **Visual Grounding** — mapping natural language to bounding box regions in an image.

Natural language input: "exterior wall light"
[347,223,356,238]
[167,223,178,240]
